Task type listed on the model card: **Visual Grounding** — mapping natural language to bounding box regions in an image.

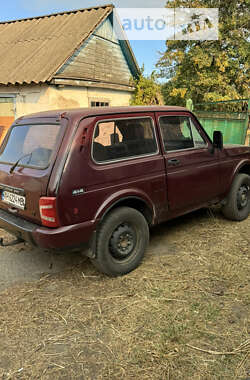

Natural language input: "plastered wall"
[0,84,132,119]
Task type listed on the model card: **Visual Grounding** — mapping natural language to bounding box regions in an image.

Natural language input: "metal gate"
[190,99,250,146]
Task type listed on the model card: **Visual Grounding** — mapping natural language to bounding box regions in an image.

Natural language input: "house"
[0,4,140,141]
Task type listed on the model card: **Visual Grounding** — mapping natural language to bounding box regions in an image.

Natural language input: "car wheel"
[222,173,250,221]
[91,207,149,276]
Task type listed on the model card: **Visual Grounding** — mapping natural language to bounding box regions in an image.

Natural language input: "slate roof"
[0,5,115,85]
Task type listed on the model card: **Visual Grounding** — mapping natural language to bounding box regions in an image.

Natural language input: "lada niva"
[0,106,249,276]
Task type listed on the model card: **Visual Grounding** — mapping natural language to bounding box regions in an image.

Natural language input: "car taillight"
[39,197,59,227]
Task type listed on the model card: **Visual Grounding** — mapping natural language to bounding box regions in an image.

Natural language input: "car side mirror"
[213,131,223,150]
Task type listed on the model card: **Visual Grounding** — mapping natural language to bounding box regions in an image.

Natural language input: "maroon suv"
[0,106,249,276]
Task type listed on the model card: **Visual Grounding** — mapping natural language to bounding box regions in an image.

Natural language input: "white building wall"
[0,84,132,119]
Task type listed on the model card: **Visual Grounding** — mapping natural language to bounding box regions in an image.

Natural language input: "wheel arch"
[101,196,154,226]
[95,193,156,227]
[227,160,250,192]
[238,163,250,176]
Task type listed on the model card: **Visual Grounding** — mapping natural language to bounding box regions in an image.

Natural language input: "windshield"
[0,124,61,168]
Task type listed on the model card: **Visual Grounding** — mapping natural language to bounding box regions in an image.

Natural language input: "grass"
[0,208,249,379]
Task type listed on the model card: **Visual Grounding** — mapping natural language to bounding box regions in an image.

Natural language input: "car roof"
[17,105,189,122]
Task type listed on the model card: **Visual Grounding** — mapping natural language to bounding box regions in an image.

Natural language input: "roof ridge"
[0,3,114,24]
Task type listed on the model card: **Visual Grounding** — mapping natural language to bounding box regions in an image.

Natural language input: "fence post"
[244,100,250,145]
[186,98,193,111]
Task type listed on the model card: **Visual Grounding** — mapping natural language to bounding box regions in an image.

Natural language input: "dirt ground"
[0,208,249,380]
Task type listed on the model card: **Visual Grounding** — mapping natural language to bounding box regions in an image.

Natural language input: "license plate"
[2,190,26,210]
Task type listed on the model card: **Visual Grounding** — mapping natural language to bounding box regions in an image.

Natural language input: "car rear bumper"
[0,209,95,250]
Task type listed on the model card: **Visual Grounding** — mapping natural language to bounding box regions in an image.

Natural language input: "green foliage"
[157,0,250,107]
[130,67,164,105]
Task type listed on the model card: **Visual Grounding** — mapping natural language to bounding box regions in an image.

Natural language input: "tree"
[130,68,164,105]
[157,0,250,107]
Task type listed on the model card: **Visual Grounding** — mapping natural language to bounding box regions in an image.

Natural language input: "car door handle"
[168,158,180,166]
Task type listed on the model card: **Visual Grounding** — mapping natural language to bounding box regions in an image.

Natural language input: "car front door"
[156,111,221,212]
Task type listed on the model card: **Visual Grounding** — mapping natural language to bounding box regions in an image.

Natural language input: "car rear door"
[0,118,67,225]
[156,111,221,211]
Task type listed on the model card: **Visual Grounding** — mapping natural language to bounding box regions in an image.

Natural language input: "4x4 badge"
[72,188,85,196]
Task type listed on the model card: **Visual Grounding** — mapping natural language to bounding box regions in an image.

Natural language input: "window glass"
[159,116,194,151]
[0,124,61,168]
[91,101,109,107]
[159,116,206,151]
[190,119,207,148]
[93,118,157,162]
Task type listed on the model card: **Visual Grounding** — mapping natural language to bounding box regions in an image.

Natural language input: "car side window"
[92,117,158,163]
[190,119,207,148]
[159,116,206,151]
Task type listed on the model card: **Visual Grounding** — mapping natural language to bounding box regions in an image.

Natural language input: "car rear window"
[92,117,158,163]
[0,124,61,168]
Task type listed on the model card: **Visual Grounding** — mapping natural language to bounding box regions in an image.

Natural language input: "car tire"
[222,173,250,221]
[91,207,149,276]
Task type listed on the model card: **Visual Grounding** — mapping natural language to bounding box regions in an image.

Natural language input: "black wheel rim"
[109,223,137,261]
[237,184,249,210]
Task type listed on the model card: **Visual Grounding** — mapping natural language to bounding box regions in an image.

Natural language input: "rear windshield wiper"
[9,153,32,174]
